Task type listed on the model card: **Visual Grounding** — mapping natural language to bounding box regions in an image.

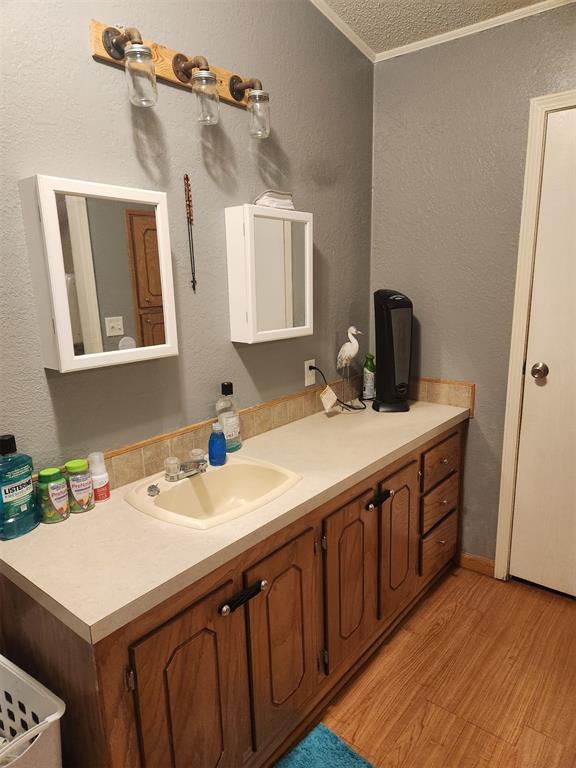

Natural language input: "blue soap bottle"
[0,434,41,540]
[208,423,227,467]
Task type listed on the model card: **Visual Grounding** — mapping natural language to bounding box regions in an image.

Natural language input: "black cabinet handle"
[218,579,268,616]
[365,488,393,510]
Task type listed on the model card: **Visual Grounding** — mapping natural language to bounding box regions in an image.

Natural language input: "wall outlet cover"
[105,316,124,337]
[304,359,316,387]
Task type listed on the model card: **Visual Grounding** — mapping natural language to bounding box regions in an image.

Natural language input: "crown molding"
[373,0,576,62]
[309,0,575,64]
[308,0,377,61]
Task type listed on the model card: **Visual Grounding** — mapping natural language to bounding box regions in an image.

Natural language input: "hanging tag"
[320,386,338,412]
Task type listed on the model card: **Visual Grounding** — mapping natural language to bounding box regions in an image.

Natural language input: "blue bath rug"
[276,723,374,767]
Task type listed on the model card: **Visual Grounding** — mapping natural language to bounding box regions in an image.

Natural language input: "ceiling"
[311,0,567,59]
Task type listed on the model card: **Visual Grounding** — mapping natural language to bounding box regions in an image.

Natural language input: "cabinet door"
[140,310,166,346]
[379,461,420,623]
[130,581,253,768]
[126,210,163,308]
[324,488,378,673]
[245,529,320,751]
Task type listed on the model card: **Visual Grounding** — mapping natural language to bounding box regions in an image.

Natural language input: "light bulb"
[248,91,270,139]
[193,70,220,125]
[125,44,157,107]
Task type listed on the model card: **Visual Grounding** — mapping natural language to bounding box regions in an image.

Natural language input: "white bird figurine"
[337,326,362,371]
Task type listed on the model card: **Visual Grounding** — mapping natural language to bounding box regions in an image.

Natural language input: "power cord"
[308,365,366,412]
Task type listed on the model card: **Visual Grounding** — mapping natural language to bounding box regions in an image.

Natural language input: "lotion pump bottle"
[88,451,111,502]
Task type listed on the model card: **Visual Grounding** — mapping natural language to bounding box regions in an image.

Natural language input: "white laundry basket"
[0,655,65,768]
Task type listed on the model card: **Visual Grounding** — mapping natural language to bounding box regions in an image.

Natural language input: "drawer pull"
[218,579,268,616]
[440,457,449,465]
[441,499,448,505]
[438,539,447,545]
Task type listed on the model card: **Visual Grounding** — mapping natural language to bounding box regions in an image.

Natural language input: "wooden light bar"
[90,19,249,109]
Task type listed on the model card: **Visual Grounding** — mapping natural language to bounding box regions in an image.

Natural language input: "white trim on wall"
[374,0,575,62]
[494,89,576,581]
[64,195,104,355]
[309,0,575,63]
[307,0,376,61]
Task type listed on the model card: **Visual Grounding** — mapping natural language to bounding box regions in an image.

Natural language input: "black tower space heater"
[373,289,413,412]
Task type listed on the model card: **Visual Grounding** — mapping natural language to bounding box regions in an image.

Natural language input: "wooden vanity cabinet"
[378,461,420,624]
[244,529,321,752]
[130,581,253,768]
[421,511,459,582]
[323,487,378,673]
[0,422,467,768]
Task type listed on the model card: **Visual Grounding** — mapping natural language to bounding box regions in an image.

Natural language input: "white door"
[509,106,576,595]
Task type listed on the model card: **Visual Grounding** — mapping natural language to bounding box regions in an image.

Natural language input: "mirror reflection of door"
[125,210,165,346]
[58,194,104,355]
[56,195,165,355]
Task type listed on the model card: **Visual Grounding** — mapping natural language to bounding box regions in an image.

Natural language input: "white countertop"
[0,401,468,644]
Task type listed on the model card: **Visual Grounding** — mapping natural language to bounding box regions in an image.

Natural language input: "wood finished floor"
[322,568,576,768]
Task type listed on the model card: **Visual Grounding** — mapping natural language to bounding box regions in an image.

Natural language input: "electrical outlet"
[304,359,316,387]
[105,316,124,337]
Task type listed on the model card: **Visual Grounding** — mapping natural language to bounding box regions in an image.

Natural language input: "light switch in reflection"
[105,316,124,337]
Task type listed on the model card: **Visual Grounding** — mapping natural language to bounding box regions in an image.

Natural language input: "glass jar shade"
[193,71,220,125]
[248,92,270,139]
[125,45,157,107]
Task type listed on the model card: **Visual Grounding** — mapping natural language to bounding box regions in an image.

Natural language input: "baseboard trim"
[458,551,495,577]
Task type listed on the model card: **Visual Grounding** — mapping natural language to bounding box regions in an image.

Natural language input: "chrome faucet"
[164,451,208,483]
[146,452,208,496]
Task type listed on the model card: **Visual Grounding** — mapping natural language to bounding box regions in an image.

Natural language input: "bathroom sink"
[124,457,301,529]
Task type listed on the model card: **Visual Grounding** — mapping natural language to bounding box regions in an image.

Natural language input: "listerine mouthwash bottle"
[0,435,41,540]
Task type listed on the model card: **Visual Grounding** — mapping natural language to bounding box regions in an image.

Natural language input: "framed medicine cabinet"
[19,175,178,372]
[225,205,313,343]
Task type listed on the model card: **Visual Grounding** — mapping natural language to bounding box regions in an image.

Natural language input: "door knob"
[530,362,549,379]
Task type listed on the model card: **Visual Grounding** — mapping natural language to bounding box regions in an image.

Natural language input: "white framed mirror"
[19,175,178,372]
[225,205,313,343]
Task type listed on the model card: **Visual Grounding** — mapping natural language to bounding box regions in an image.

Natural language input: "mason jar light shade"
[125,45,157,107]
[193,70,220,125]
[247,91,270,139]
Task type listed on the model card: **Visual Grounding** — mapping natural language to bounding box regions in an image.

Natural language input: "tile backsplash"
[104,376,475,490]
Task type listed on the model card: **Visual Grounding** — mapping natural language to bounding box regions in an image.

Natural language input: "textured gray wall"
[372,6,576,558]
[0,0,373,467]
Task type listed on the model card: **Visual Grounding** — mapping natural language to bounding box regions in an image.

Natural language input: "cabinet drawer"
[422,432,460,491]
[420,511,458,581]
[421,472,459,534]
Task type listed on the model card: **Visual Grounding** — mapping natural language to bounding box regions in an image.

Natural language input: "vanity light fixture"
[92,21,268,121]
[173,54,220,125]
[229,76,271,139]
[102,26,157,107]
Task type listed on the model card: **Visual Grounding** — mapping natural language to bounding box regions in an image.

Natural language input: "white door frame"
[494,89,576,580]
[65,195,104,354]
